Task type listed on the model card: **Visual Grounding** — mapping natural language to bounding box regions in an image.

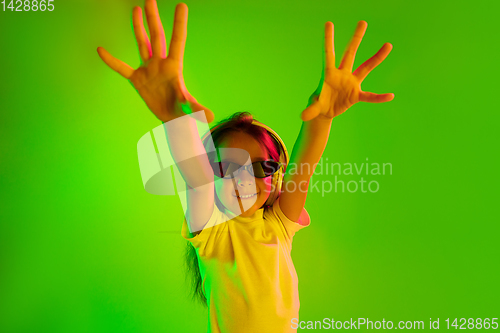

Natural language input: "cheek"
[258,178,273,196]
[215,179,241,201]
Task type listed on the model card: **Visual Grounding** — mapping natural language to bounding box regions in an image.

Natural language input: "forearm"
[163,114,214,190]
[278,114,332,222]
[284,114,333,184]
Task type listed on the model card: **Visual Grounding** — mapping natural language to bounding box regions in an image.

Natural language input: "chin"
[241,205,261,216]
[223,196,262,217]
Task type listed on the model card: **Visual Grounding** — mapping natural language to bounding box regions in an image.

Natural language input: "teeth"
[237,193,257,199]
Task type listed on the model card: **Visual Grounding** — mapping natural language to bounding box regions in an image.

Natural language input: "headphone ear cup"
[265,173,276,206]
[275,167,284,199]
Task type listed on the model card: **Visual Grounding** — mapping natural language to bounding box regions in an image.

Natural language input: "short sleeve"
[181,203,228,255]
[267,197,311,240]
[181,202,223,250]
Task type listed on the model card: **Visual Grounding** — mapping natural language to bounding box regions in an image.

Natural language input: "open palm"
[302,21,394,121]
[97,1,213,123]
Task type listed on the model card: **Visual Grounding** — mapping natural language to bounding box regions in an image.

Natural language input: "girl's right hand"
[97,1,214,123]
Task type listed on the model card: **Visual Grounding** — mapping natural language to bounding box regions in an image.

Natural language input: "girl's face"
[214,131,273,218]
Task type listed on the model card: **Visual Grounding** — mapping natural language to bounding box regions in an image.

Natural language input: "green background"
[1,0,498,332]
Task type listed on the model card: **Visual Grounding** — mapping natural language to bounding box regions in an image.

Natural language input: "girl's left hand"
[301,21,394,121]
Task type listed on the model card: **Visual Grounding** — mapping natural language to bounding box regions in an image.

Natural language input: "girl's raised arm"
[280,21,394,222]
[97,1,215,233]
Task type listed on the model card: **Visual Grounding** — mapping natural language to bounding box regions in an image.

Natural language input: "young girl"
[97,1,394,332]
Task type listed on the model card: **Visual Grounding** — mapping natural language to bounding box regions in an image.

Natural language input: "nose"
[236,169,254,187]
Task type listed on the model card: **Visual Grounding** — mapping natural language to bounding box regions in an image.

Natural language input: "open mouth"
[233,192,258,199]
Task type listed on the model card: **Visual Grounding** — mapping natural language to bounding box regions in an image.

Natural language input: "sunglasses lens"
[211,162,241,178]
[211,161,280,178]
[253,161,280,178]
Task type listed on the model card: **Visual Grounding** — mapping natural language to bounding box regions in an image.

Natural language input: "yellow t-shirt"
[181,197,310,333]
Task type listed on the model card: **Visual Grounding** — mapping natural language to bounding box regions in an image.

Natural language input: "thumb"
[301,98,322,122]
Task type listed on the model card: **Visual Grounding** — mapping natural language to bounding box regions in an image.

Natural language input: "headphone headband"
[201,120,289,166]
